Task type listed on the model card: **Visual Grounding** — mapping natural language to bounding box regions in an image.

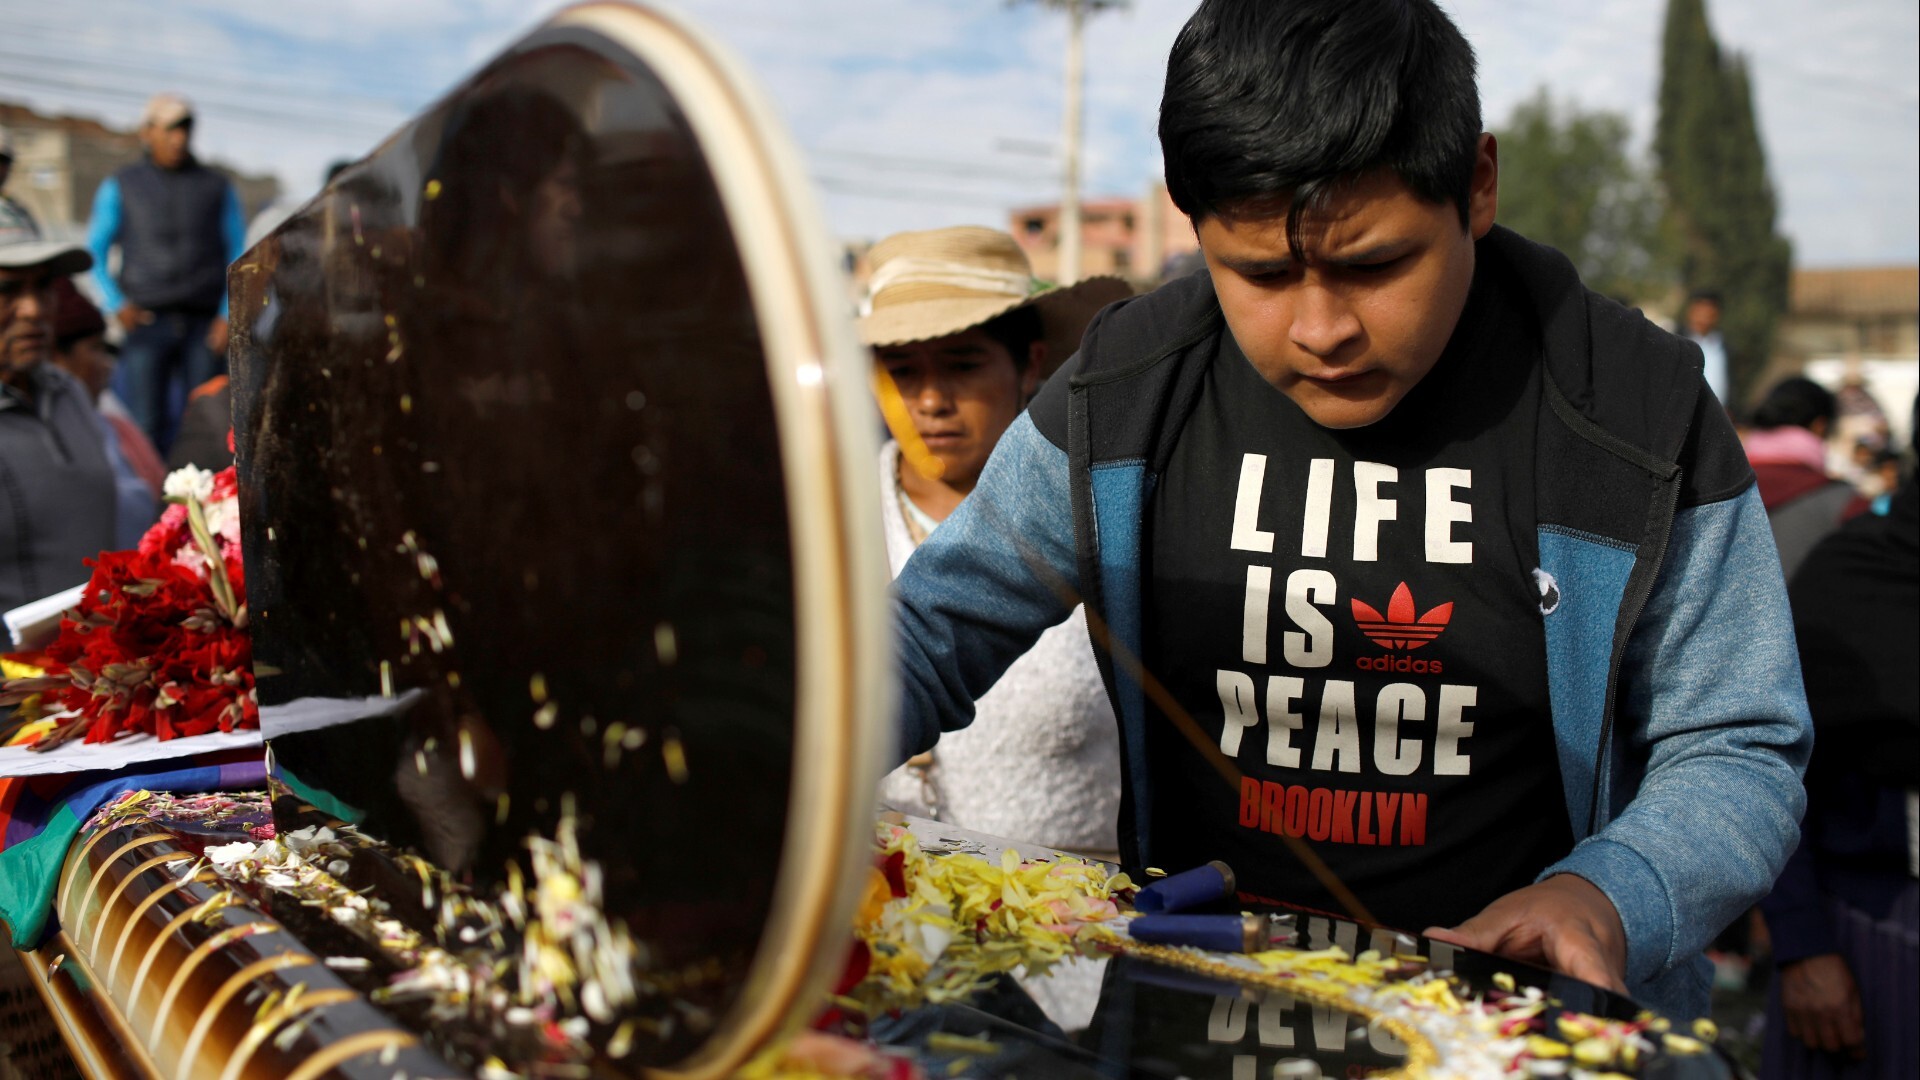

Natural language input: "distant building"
[0,101,280,238]
[1768,265,1919,450]
[1777,265,1919,364]
[1009,181,1198,287]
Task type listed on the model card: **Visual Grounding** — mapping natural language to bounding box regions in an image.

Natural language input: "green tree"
[1494,88,1676,301]
[1656,0,1793,406]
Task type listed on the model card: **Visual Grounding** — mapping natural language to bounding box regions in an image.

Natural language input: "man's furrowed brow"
[1220,254,1295,277]
[1324,240,1414,267]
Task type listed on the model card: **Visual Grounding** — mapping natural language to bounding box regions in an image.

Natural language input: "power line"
[0,72,396,140]
[0,53,408,132]
[809,146,1058,183]
[813,175,1026,209]
[0,17,433,103]
[0,44,420,116]
[1497,0,1918,117]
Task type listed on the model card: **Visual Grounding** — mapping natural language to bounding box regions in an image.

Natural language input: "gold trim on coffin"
[63,831,171,930]
[55,818,125,915]
[127,894,234,1028]
[280,1030,419,1080]
[172,950,315,1076]
[89,852,196,958]
[216,988,358,1080]
[145,919,269,1038]
[539,4,891,1077]
[26,931,173,1080]
[106,869,218,990]
[45,817,440,1080]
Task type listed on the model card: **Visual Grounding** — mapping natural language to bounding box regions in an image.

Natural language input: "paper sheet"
[261,689,425,737]
[4,584,86,651]
[0,726,262,778]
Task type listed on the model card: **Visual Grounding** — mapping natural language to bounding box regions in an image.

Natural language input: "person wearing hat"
[85,92,247,453]
[50,276,164,548]
[0,128,42,244]
[862,225,1130,860]
[0,235,118,614]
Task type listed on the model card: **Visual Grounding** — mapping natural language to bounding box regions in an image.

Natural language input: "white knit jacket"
[875,442,1122,856]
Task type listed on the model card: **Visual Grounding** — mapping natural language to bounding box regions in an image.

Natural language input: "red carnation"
[3,465,256,751]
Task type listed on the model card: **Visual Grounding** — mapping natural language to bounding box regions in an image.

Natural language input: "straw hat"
[858,226,1131,371]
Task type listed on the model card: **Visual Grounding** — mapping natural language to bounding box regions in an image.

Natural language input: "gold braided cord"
[1085,929,1439,1080]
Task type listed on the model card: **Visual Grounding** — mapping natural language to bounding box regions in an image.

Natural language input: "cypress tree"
[1655,0,1792,407]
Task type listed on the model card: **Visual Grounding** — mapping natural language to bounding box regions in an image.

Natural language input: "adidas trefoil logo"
[1351,582,1453,652]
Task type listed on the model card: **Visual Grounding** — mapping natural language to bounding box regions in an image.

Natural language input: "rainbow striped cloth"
[0,749,265,949]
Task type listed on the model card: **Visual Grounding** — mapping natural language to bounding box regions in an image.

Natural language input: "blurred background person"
[50,276,161,548]
[1846,448,1903,518]
[1745,376,1854,579]
[1758,449,1917,1078]
[166,374,234,472]
[86,93,245,454]
[0,129,40,243]
[862,225,1129,861]
[243,158,353,251]
[1681,287,1732,408]
[0,234,115,614]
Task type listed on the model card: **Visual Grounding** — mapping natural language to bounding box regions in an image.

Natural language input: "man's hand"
[115,304,151,332]
[205,315,229,357]
[1779,953,1865,1058]
[1425,874,1628,993]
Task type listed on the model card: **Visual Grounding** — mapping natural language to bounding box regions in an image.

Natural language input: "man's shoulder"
[1074,268,1222,378]
[1028,269,1223,447]
[20,366,98,431]
[34,364,92,409]
[1483,227,1751,507]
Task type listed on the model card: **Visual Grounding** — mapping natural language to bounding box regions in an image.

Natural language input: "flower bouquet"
[1,462,257,751]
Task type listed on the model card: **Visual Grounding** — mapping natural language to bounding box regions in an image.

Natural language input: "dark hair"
[50,277,106,348]
[1687,288,1723,308]
[1751,377,1837,432]
[1158,0,1481,250]
[978,305,1043,373]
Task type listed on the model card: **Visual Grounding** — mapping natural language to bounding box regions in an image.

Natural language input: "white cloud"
[0,0,1911,264]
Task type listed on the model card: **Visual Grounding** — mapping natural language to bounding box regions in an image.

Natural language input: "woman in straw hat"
[863,225,1130,862]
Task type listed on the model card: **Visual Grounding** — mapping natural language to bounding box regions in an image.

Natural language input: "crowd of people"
[0,93,238,615]
[1,2,1915,1076]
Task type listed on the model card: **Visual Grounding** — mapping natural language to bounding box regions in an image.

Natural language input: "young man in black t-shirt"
[891,0,1811,1019]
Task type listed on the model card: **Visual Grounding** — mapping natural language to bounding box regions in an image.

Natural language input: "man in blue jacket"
[891,0,1811,1020]
[87,93,246,453]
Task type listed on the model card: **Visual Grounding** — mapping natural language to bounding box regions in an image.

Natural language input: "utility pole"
[1019,0,1126,283]
[1059,0,1087,283]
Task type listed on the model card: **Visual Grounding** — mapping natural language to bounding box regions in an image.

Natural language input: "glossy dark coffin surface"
[229,22,793,1064]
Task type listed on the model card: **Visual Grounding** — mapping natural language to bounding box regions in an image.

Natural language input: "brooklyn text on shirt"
[1212,453,1486,845]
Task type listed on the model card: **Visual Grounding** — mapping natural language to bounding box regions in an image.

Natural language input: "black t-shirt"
[1143,256,1572,930]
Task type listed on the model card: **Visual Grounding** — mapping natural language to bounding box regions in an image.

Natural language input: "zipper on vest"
[1586,471,1681,835]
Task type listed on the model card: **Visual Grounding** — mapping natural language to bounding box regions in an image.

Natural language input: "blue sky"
[2,0,1914,265]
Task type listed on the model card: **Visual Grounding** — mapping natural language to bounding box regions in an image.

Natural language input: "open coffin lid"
[228,3,891,1074]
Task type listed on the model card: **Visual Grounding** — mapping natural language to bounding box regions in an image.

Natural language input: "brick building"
[1009,181,1199,288]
